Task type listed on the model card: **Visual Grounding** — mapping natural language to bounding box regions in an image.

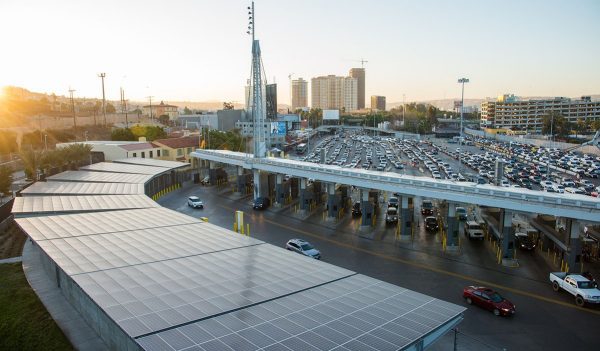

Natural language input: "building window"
[133,153,137,157]
[150,151,153,158]
[163,149,170,156]
[141,152,145,158]
[187,147,192,154]
[177,148,183,156]
[157,150,161,157]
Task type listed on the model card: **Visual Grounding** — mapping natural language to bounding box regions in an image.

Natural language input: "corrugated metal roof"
[12,195,159,216]
[79,162,171,175]
[21,181,145,196]
[47,171,152,184]
[113,157,190,169]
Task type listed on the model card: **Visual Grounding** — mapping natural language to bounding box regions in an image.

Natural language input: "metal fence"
[465,128,600,155]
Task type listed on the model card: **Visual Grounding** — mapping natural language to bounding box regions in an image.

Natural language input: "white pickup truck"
[549,272,600,306]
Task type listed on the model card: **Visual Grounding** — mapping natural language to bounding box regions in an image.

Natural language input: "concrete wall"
[465,127,600,155]
[34,244,141,351]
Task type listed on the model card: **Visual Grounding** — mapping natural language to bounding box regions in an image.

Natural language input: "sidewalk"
[0,256,22,264]
[22,240,107,351]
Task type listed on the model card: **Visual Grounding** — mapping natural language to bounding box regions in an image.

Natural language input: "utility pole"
[147,96,154,123]
[98,73,107,126]
[69,87,76,129]
[402,94,406,127]
[457,77,469,176]
[120,87,128,128]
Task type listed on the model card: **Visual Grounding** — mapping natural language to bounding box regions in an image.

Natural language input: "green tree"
[0,165,12,196]
[542,113,571,138]
[158,115,170,125]
[183,106,192,114]
[19,147,42,180]
[106,102,116,114]
[111,128,136,141]
[0,131,18,155]
[143,126,167,141]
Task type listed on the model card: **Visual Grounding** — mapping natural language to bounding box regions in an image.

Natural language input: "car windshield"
[422,202,432,209]
[489,292,503,303]
[426,218,436,224]
[300,243,314,251]
[578,281,596,289]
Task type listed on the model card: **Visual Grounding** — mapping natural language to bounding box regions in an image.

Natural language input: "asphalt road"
[160,183,600,351]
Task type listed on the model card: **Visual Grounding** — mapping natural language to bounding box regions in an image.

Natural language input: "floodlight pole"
[457,77,469,176]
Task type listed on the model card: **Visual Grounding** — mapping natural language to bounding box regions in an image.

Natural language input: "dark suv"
[421,200,434,215]
[351,201,362,217]
[253,197,270,210]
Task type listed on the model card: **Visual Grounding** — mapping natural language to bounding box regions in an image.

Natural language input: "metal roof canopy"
[47,170,153,184]
[79,162,172,176]
[113,157,191,170]
[15,208,199,241]
[191,149,600,222]
[12,195,159,217]
[21,181,145,196]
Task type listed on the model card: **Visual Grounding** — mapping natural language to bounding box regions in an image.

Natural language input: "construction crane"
[355,58,368,68]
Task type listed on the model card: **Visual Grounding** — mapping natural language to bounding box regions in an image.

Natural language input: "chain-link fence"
[428,328,507,351]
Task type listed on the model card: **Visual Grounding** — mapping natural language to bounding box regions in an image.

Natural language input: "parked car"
[550,272,600,306]
[351,201,362,217]
[421,200,434,215]
[187,196,204,209]
[464,221,484,240]
[252,197,270,210]
[388,197,399,208]
[425,216,439,233]
[285,239,321,259]
[456,207,468,221]
[463,286,515,316]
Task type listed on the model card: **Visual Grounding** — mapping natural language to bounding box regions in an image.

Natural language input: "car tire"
[552,281,560,292]
[465,297,472,305]
[200,206,204,209]
[575,296,585,307]
[493,308,501,316]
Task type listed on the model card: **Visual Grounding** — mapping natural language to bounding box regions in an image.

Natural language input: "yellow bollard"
[246,224,250,236]
[234,222,238,232]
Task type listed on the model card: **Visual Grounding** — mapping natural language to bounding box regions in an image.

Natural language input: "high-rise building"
[481,94,600,132]
[266,83,277,120]
[311,75,358,112]
[371,95,386,111]
[349,68,365,109]
[291,78,308,111]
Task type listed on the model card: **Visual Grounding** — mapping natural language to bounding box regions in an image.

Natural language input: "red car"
[463,286,515,316]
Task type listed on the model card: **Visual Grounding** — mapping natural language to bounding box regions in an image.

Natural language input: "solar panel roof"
[12,195,159,217]
[46,171,152,184]
[15,208,198,241]
[79,162,171,175]
[21,181,145,196]
[114,157,190,169]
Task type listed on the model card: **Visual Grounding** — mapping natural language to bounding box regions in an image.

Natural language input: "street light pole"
[98,73,107,126]
[457,77,469,177]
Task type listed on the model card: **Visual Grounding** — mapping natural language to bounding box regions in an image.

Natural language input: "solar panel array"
[21,181,145,196]
[14,158,465,351]
[12,194,159,216]
[47,170,153,184]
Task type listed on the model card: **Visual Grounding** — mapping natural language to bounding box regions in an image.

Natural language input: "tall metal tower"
[247,1,267,159]
[98,73,107,126]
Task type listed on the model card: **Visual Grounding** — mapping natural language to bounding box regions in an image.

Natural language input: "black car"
[351,201,362,217]
[515,233,536,250]
[425,216,439,233]
[253,197,270,210]
[421,200,434,215]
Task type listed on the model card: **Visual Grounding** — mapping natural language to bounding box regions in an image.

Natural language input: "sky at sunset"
[1,0,599,105]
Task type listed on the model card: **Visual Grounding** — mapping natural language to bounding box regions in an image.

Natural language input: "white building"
[57,140,163,161]
[481,94,600,132]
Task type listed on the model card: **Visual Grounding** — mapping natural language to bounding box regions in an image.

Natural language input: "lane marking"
[218,203,600,316]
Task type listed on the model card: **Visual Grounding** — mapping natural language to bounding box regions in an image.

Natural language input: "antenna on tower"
[359,58,368,68]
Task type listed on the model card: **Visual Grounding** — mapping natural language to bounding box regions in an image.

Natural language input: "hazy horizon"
[1,0,599,105]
